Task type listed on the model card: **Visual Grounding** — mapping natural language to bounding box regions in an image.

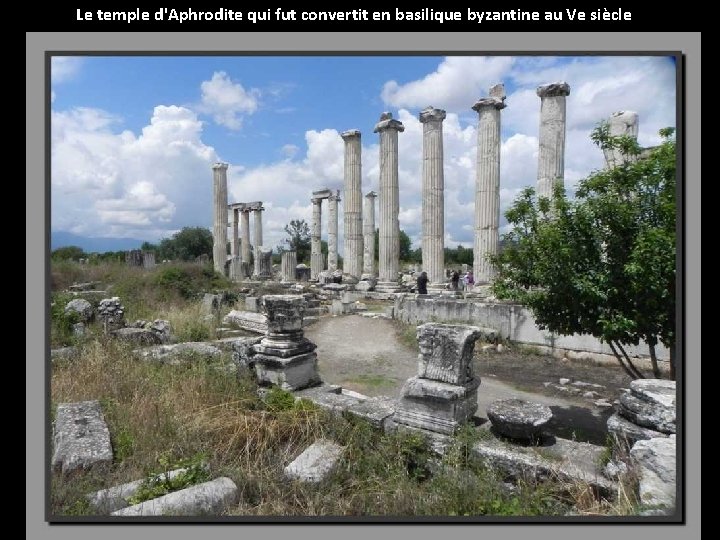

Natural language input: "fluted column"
[473,85,506,284]
[310,198,323,279]
[253,207,264,278]
[231,208,239,257]
[374,112,404,288]
[363,191,377,276]
[341,129,363,279]
[240,209,251,276]
[420,106,446,287]
[327,191,340,271]
[536,82,571,201]
[603,110,640,168]
[211,163,228,274]
[281,251,297,282]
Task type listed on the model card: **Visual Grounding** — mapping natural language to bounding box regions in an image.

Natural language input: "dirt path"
[305,314,623,444]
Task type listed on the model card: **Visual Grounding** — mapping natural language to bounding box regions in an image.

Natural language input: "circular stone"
[486,399,553,440]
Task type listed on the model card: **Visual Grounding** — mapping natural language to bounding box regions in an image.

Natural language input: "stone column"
[257,246,273,279]
[341,129,363,280]
[281,251,297,282]
[373,112,404,290]
[419,106,446,288]
[240,209,251,277]
[253,207,264,278]
[310,197,323,280]
[327,191,340,272]
[536,82,571,201]
[211,163,228,274]
[363,191,377,277]
[603,110,640,168]
[472,85,507,284]
[231,208,239,257]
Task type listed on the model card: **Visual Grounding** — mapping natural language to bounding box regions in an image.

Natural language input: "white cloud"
[52,105,217,239]
[51,57,83,84]
[199,71,260,130]
[381,56,514,110]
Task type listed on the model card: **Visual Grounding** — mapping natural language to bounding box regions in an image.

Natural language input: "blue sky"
[51,55,676,252]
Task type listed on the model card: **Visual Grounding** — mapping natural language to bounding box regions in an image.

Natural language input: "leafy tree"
[279,219,311,263]
[51,245,86,261]
[491,126,676,379]
[155,227,213,261]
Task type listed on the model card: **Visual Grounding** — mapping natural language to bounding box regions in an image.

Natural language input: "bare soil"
[305,314,637,445]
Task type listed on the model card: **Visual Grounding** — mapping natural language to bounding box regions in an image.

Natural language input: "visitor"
[451,270,460,291]
[417,271,429,295]
[464,270,475,289]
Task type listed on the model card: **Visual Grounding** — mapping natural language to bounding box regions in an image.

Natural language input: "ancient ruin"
[536,82,571,201]
[341,129,364,281]
[211,162,229,274]
[362,190,377,278]
[227,201,264,281]
[420,107,446,290]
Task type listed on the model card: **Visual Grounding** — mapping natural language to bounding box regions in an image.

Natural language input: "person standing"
[464,270,474,289]
[417,271,429,295]
[451,270,460,291]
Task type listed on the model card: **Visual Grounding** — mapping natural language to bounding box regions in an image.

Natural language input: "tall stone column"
[603,110,640,168]
[281,251,297,282]
[231,208,239,257]
[373,112,404,290]
[419,106,446,288]
[253,207,264,278]
[211,163,228,274]
[341,129,363,280]
[472,85,506,284]
[310,197,323,280]
[240,209,251,277]
[536,82,571,201]
[363,191,377,277]
[327,191,340,272]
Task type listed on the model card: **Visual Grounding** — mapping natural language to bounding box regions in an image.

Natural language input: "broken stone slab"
[69,281,101,291]
[110,327,162,345]
[87,467,191,514]
[111,477,238,516]
[64,298,94,323]
[245,296,260,312]
[52,400,113,473]
[51,346,78,361]
[607,413,668,447]
[322,283,348,293]
[470,436,615,497]
[630,379,675,408]
[630,435,676,513]
[133,342,222,364]
[200,293,222,315]
[223,310,268,334]
[618,391,675,434]
[486,399,553,441]
[346,396,397,431]
[230,336,264,371]
[284,440,345,483]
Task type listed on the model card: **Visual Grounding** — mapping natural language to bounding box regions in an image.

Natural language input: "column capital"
[374,112,405,133]
[365,190,377,199]
[341,129,361,140]
[537,81,571,98]
[472,96,506,111]
[311,197,323,206]
[419,106,446,123]
[212,162,229,170]
[329,190,341,202]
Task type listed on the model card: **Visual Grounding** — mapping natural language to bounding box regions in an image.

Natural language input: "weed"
[126,452,210,506]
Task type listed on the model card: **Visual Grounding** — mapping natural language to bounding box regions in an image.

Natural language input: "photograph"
[48,53,680,522]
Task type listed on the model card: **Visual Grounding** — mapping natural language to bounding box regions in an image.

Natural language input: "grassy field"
[50,261,637,518]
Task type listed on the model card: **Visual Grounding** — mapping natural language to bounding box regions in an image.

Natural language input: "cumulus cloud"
[52,105,217,239]
[199,71,260,130]
[51,57,83,84]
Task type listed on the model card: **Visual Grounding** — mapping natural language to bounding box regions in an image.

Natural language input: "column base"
[253,351,322,391]
[374,281,405,293]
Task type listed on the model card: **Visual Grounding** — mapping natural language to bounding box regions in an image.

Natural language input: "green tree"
[155,227,213,261]
[491,126,676,379]
[279,219,311,263]
[51,245,86,261]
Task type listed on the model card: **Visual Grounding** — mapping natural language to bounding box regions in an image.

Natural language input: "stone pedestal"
[281,251,297,282]
[472,85,506,284]
[252,295,321,390]
[536,82,570,201]
[420,107,446,288]
[363,191,377,277]
[341,129,364,280]
[374,112,404,288]
[394,323,483,434]
[211,163,229,274]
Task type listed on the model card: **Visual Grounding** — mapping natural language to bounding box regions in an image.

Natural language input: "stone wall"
[393,295,669,361]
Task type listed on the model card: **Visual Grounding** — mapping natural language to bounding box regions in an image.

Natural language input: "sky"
[50,55,677,253]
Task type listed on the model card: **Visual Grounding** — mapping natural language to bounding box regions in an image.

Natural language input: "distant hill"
[51,231,146,253]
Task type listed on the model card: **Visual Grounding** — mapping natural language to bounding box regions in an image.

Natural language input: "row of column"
[229,203,265,280]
